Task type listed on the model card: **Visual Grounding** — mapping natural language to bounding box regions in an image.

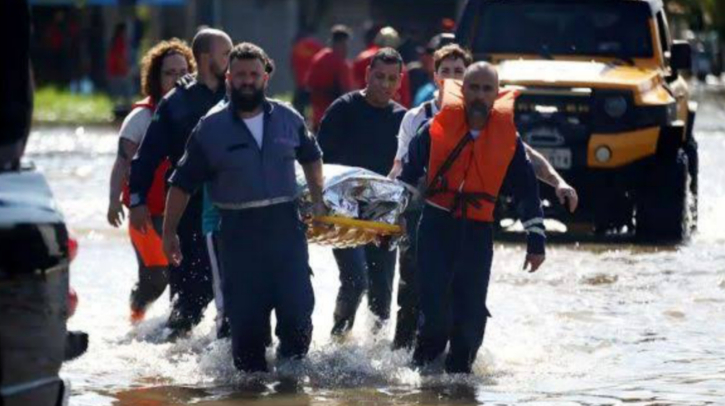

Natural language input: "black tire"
[684,112,699,232]
[635,150,692,243]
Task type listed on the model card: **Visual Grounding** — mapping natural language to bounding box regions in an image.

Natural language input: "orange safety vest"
[121,97,171,216]
[426,80,519,222]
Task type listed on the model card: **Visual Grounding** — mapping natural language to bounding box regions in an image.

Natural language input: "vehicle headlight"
[595,146,612,163]
[604,96,628,118]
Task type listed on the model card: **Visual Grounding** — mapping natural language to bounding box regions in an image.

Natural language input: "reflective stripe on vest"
[426,80,519,222]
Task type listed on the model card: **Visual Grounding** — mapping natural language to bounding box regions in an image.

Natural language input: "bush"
[33,87,115,124]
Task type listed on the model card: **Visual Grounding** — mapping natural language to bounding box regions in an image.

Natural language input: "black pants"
[331,243,397,336]
[412,205,493,374]
[166,194,214,336]
[393,208,422,350]
[219,203,314,372]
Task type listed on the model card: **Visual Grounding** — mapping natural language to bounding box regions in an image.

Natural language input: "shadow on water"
[110,378,485,405]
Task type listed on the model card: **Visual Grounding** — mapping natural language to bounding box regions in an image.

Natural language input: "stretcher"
[297,164,409,248]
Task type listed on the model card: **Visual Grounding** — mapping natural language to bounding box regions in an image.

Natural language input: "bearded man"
[162,42,326,373]
[129,28,232,338]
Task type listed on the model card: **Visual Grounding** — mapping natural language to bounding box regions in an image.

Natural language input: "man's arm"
[524,143,578,213]
[397,123,431,191]
[389,109,417,178]
[163,124,213,264]
[162,186,190,266]
[129,99,172,203]
[505,138,546,272]
[316,98,346,163]
[295,119,326,214]
[128,100,173,231]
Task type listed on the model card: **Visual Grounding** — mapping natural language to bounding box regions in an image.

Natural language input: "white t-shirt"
[243,113,265,149]
[395,100,439,161]
[118,106,153,145]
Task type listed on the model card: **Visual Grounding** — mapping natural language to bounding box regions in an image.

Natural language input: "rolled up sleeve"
[168,125,212,195]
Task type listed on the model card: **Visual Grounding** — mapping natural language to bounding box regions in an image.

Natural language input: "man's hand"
[163,233,183,267]
[129,205,151,233]
[523,254,545,273]
[555,183,579,213]
[388,160,403,179]
[107,200,125,228]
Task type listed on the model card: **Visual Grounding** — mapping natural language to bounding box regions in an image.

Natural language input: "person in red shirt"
[107,23,131,102]
[352,26,411,107]
[290,31,323,117]
[305,25,354,131]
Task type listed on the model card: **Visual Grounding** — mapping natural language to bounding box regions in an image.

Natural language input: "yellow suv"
[456,0,698,241]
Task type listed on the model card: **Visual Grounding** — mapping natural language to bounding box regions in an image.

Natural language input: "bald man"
[398,62,546,373]
[129,28,233,339]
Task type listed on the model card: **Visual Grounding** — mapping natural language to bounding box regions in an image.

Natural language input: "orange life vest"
[426,80,519,222]
[121,97,171,215]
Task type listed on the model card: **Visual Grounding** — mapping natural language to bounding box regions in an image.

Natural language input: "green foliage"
[33,87,115,124]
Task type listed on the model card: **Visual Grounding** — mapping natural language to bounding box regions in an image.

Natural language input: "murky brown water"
[25,84,725,405]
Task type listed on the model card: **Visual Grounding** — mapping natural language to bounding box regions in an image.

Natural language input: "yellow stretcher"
[306,215,403,248]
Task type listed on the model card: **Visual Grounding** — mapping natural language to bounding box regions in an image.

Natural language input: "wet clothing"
[413,204,494,373]
[129,216,169,312]
[392,100,436,349]
[130,75,225,335]
[331,243,397,336]
[305,48,354,131]
[400,120,545,372]
[169,98,321,372]
[317,91,406,334]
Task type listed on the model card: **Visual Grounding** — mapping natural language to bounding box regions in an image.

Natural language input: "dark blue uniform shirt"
[170,98,322,207]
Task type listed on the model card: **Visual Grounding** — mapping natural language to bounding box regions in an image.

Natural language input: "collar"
[228,98,275,122]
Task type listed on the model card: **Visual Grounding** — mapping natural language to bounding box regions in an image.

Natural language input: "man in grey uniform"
[162,43,326,372]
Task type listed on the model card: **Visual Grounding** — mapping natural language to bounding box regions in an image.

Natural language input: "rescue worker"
[305,25,354,132]
[352,26,412,107]
[399,63,546,374]
[163,42,325,372]
[107,39,195,324]
[390,45,578,350]
[290,30,323,116]
[317,48,407,338]
[129,28,232,339]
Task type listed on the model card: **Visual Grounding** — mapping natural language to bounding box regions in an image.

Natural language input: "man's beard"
[232,86,265,112]
[468,101,490,119]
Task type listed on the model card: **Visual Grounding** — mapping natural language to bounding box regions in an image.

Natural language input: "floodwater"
[25,84,725,406]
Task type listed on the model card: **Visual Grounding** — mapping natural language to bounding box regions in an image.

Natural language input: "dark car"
[0,165,87,406]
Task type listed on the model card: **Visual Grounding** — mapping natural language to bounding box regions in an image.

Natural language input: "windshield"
[471,1,654,58]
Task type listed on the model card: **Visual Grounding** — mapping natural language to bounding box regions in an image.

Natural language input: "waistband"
[214,196,296,211]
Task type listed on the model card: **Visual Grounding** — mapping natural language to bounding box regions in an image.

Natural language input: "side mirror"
[670,40,692,71]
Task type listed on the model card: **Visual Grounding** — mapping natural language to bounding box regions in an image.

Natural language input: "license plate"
[536,148,572,170]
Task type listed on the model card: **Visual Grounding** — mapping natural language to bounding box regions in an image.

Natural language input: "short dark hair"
[191,28,228,61]
[229,42,275,75]
[369,47,403,72]
[330,24,352,43]
[433,44,473,72]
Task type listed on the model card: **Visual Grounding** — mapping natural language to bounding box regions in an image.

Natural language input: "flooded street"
[25,86,725,406]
